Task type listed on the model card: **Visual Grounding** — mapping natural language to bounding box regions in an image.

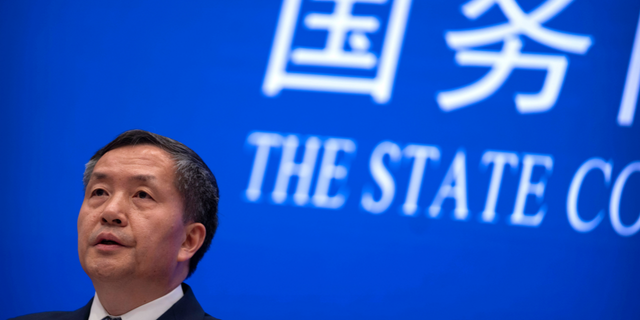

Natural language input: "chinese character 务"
[437,0,593,114]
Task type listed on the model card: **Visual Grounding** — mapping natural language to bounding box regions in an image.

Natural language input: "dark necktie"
[102,317,122,320]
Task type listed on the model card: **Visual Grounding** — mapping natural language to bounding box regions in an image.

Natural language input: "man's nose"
[100,194,129,227]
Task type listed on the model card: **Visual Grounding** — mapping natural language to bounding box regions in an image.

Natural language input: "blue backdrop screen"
[2,1,639,319]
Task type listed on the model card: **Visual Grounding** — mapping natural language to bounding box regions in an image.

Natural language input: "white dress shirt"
[88,285,184,320]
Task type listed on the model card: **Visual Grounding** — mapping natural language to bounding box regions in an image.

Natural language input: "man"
[12,130,220,320]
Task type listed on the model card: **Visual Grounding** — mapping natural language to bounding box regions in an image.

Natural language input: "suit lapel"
[63,298,93,320]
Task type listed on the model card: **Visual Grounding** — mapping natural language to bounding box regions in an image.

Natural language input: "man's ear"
[177,222,206,262]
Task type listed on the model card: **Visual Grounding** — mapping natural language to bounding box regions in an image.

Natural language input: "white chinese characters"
[437,0,593,114]
[262,0,412,103]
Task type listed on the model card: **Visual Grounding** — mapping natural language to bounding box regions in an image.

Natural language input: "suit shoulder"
[9,311,71,320]
[204,313,220,320]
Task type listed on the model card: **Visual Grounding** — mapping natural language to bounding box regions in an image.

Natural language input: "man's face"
[78,145,187,283]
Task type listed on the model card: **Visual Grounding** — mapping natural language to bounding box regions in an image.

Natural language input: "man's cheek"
[77,208,89,231]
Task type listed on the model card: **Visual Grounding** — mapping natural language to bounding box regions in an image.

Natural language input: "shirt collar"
[88,285,184,320]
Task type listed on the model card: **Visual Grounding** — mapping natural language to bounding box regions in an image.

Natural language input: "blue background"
[1,1,639,319]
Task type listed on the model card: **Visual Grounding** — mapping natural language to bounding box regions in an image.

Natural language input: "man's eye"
[92,189,107,197]
[136,191,152,200]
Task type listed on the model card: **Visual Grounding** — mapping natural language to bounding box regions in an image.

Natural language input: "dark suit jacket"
[10,283,218,320]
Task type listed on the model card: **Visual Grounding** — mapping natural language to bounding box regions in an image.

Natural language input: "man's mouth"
[93,233,128,249]
[98,239,121,246]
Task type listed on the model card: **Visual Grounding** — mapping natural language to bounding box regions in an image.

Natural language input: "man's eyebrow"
[131,175,156,182]
[90,173,156,183]
[92,172,108,180]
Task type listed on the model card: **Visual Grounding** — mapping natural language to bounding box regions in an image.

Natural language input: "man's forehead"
[99,144,173,163]
[91,145,176,181]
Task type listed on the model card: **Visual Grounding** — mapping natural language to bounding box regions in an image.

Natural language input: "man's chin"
[84,257,133,282]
